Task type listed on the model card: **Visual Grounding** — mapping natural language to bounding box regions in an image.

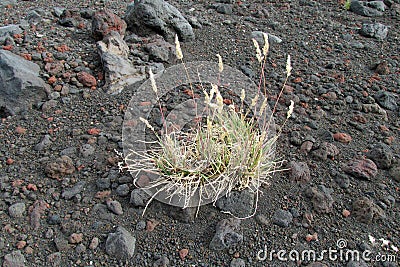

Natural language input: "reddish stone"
[146,219,159,232]
[27,184,38,191]
[375,61,390,75]
[16,240,27,249]
[6,158,14,165]
[97,71,104,81]
[62,72,72,80]
[321,91,337,100]
[223,98,232,105]
[69,233,83,244]
[15,126,27,134]
[342,209,351,217]
[95,190,111,199]
[43,57,53,63]
[91,9,127,40]
[25,247,34,254]
[353,114,367,124]
[11,179,23,187]
[54,85,62,92]
[379,125,389,132]
[343,158,378,180]
[21,53,32,61]
[136,174,150,187]
[139,101,151,106]
[293,77,302,83]
[305,233,318,242]
[283,85,294,93]
[107,157,119,166]
[48,76,57,85]
[13,33,22,39]
[4,224,15,233]
[2,45,13,50]
[29,200,48,229]
[45,62,64,75]
[45,155,75,179]
[87,128,101,135]
[77,71,97,87]
[55,44,70,53]
[179,248,189,260]
[333,132,352,143]
[89,237,99,250]
[385,136,394,145]
[77,22,85,29]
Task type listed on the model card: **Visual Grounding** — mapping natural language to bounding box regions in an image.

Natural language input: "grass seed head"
[149,68,157,93]
[175,34,183,60]
[262,33,269,57]
[259,98,268,116]
[286,54,292,77]
[139,117,154,132]
[251,94,259,108]
[216,54,223,73]
[252,38,262,63]
[240,89,246,102]
[287,100,294,119]
[203,89,211,105]
[210,84,217,102]
[228,103,235,112]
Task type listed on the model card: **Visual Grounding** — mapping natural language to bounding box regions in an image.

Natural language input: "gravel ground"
[0,0,399,266]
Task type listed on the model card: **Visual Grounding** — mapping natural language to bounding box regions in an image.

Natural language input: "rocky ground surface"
[0,0,399,266]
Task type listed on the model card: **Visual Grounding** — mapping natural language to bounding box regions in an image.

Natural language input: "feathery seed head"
[251,94,259,108]
[139,117,154,131]
[259,97,268,116]
[149,68,157,93]
[252,38,262,63]
[216,54,223,73]
[210,84,217,102]
[175,34,183,60]
[216,90,224,113]
[228,103,235,113]
[206,117,212,132]
[286,54,292,77]
[262,33,269,57]
[240,89,245,102]
[287,100,294,119]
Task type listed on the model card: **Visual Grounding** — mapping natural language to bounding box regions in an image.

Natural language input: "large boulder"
[92,8,127,41]
[97,31,146,95]
[0,50,50,116]
[350,1,384,17]
[124,0,194,42]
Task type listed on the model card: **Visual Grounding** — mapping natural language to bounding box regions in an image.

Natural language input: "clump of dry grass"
[123,34,294,218]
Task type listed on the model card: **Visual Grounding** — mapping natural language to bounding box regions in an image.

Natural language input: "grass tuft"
[123,34,294,218]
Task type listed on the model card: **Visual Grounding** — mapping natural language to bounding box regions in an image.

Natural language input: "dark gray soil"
[0,0,399,266]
